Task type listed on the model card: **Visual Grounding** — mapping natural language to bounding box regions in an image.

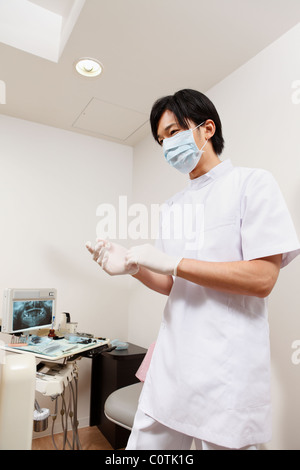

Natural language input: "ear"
[203,119,216,140]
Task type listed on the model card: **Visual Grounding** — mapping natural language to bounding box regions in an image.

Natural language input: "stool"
[104,382,143,431]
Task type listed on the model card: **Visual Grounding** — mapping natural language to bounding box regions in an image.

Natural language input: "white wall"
[129,23,300,450]
[0,114,133,431]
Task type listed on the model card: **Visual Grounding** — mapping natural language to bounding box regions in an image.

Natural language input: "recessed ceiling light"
[75,58,103,78]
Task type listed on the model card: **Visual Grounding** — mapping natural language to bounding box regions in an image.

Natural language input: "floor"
[31,426,114,450]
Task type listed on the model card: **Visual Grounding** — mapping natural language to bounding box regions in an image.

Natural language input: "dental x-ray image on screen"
[1,288,56,334]
[12,300,53,332]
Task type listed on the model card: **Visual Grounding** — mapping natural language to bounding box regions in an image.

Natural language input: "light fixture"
[75,58,103,78]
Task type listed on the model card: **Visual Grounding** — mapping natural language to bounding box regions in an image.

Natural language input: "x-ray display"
[12,300,53,331]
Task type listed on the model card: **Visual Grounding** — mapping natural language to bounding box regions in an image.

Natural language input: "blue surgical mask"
[162,122,207,174]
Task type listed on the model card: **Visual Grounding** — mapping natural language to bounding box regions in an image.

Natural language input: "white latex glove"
[125,244,182,276]
[86,239,139,276]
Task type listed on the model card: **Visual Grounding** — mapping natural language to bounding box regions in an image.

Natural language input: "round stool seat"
[104,382,143,430]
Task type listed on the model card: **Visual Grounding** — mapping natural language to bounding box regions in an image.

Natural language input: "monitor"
[1,288,56,334]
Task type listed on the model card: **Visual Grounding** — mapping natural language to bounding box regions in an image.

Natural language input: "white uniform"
[134,160,300,449]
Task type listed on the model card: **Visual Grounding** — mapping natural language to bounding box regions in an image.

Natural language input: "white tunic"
[139,159,300,449]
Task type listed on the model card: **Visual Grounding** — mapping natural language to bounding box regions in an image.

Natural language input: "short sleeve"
[240,170,300,268]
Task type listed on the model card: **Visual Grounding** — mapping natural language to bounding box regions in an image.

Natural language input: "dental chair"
[104,382,143,431]
[0,353,36,450]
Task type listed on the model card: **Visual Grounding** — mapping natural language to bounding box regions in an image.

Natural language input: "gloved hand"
[86,239,139,276]
[125,244,182,276]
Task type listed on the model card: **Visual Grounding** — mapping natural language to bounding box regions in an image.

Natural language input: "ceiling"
[1,0,300,147]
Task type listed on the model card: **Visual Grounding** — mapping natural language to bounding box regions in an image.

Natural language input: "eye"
[157,126,181,145]
[170,128,179,137]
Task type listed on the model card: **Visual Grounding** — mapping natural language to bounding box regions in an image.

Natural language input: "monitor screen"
[12,300,53,332]
[1,288,56,334]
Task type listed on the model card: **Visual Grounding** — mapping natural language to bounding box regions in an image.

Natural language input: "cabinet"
[89,343,147,449]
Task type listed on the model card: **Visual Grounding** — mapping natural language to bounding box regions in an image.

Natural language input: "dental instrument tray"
[3,335,109,360]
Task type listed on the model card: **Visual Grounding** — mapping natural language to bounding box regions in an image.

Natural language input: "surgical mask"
[162,122,207,174]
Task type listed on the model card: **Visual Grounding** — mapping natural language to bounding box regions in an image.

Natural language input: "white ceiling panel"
[73,98,149,142]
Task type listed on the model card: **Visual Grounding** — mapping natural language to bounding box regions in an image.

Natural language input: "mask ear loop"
[192,121,205,132]
[192,121,208,152]
[200,138,208,152]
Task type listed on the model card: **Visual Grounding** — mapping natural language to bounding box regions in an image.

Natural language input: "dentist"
[87,89,300,450]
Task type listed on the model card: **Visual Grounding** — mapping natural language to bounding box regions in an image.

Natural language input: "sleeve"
[240,169,300,268]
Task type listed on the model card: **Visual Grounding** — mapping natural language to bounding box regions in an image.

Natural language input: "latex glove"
[125,244,182,276]
[86,239,139,276]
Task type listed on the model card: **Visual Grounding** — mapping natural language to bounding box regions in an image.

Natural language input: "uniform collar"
[188,159,233,190]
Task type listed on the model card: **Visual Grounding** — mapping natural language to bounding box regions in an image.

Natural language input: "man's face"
[156,110,205,151]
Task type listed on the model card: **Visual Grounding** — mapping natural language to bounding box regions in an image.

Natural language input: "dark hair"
[150,89,225,155]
